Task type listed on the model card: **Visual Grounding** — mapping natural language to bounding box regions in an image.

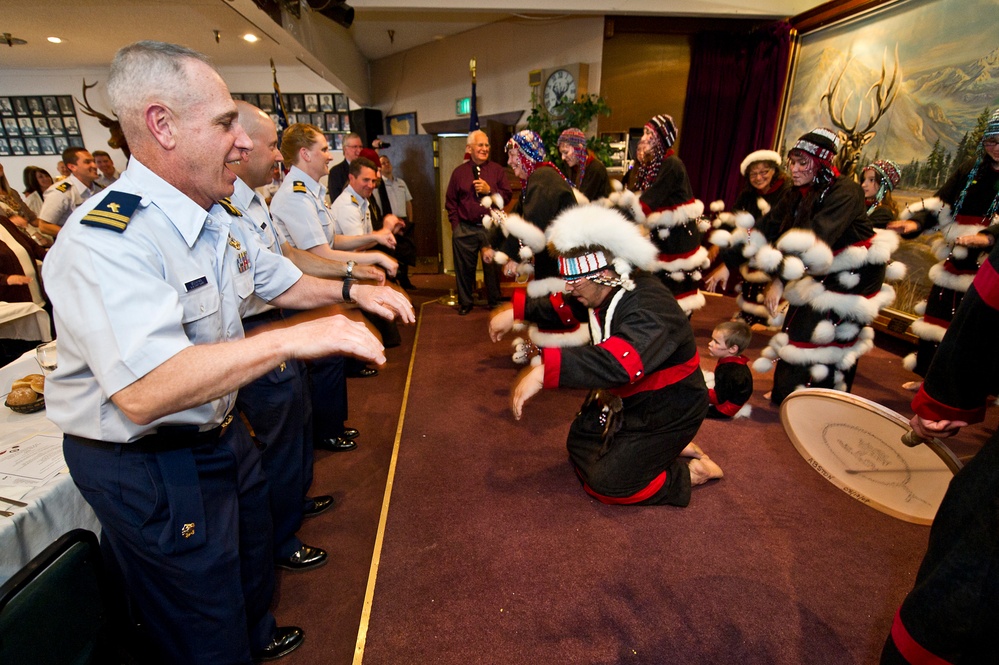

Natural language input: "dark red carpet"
[273,280,994,664]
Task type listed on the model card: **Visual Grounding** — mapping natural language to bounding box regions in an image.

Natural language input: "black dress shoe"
[303,495,334,517]
[256,626,304,661]
[458,304,473,315]
[341,427,360,440]
[275,544,328,571]
[349,367,379,378]
[314,437,357,452]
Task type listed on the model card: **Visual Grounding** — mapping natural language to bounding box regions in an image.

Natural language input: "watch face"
[543,69,576,112]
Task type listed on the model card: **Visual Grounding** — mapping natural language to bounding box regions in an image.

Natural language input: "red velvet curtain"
[678,21,794,208]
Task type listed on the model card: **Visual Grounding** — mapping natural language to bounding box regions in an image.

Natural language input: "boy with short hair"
[705,320,753,419]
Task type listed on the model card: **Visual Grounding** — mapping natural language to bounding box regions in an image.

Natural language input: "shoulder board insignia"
[293,181,308,194]
[350,195,359,206]
[218,198,242,217]
[80,192,141,233]
[55,181,71,193]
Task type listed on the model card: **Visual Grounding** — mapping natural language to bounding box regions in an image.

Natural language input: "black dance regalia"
[566,155,612,203]
[638,153,709,314]
[705,355,753,419]
[748,177,899,404]
[495,165,589,351]
[899,158,999,378]
[527,273,708,506]
[711,178,790,327]
[882,241,999,665]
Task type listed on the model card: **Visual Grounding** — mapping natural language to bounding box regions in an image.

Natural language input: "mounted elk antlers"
[820,45,901,180]
[75,80,130,159]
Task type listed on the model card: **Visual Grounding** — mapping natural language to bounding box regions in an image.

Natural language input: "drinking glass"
[35,341,57,376]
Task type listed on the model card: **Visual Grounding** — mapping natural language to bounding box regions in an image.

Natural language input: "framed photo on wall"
[9,138,25,155]
[25,137,41,155]
[58,96,75,115]
[386,112,418,135]
[0,98,13,117]
[0,139,9,156]
[39,136,56,155]
[334,94,348,112]
[43,96,60,116]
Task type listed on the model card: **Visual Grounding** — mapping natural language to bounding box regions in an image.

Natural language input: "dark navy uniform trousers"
[63,419,275,664]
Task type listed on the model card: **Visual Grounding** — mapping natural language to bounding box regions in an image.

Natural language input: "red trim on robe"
[577,466,668,505]
[922,315,951,329]
[642,196,697,217]
[942,259,980,276]
[890,609,954,665]
[955,213,991,227]
[541,347,562,390]
[512,287,527,320]
[657,246,700,262]
[973,258,999,311]
[549,292,579,326]
[597,336,644,382]
[717,355,750,367]
[911,385,986,426]
[610,353,700,399]
[832,237,873,255]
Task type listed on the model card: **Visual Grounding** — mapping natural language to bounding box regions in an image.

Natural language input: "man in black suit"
[327,132,362,198]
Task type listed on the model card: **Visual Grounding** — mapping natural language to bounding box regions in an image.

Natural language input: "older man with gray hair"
[444,129,512,314]
[43,41,412,663]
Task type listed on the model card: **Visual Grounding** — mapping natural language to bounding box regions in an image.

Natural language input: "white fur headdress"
[546,204,658,291]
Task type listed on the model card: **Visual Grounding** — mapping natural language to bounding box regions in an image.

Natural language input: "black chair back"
[0,529,114,665]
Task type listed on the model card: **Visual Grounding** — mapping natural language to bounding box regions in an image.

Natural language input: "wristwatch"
[342,278,356,304]
[345,260,356,279]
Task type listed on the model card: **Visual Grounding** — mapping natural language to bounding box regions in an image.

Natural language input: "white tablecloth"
[0,352,100,584]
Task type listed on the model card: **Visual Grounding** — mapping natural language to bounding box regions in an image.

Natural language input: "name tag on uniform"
[185,276,208,291]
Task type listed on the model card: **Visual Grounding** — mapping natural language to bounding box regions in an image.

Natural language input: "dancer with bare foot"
[509,206,719,507]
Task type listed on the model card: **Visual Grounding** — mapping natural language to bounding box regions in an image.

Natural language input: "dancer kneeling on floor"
[498,204,723,506]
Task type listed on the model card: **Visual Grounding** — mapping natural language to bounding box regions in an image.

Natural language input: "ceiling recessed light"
[47,37,62,44]
[243,33,259,43]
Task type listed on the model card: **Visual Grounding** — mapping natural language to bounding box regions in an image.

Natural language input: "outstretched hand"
[703,265,729,292]
[374,227,398,250]
[764,279,784,317]
[353,284,416,324]
[954,233,994,249]
[511,364,544,420]
[290,314,387,366]
[489,305,514,342]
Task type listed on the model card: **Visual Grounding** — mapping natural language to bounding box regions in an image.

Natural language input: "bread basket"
[5,395,45,414]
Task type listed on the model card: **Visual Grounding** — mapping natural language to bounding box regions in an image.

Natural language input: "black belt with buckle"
[69,413,236,453]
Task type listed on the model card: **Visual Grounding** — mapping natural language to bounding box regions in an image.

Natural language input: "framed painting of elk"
[779,0,999,324]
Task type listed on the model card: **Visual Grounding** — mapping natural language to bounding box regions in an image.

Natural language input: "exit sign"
[456,96,472,116]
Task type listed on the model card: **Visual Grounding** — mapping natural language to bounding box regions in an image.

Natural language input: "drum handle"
[901,430,964,475]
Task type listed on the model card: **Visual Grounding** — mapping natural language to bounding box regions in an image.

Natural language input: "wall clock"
[544,69,577,113]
